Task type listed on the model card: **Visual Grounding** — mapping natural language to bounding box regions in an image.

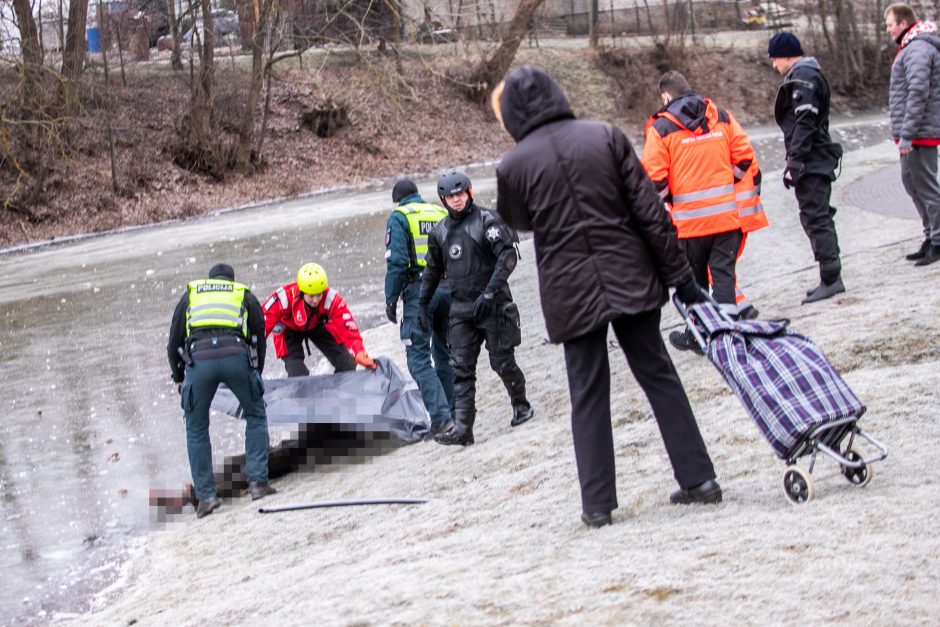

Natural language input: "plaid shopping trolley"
[673,294,887,504]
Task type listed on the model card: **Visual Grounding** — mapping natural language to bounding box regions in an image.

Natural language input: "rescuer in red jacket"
[263,262,377,376]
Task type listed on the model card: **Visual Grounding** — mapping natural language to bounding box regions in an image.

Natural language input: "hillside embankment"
[0,37,882,249]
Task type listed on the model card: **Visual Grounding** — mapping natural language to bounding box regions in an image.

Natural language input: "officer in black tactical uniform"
[769,32,845,304]
[167,263,275,518]
[420,170,534,446]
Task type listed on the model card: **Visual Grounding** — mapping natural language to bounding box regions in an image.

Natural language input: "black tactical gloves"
[473,292,496,322]
[675,278,705,305]
[385,301,397,324]
[417,305,431,333]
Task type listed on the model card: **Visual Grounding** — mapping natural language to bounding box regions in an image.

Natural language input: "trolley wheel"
[841,449,873,487]
[782,466,815,504]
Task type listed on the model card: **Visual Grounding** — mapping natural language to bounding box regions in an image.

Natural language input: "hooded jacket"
[642,92,753,239]
[889,21,940,148]
[495,65,692,344]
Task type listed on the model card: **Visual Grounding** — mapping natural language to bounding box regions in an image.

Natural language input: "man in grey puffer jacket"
[886,2,940,266]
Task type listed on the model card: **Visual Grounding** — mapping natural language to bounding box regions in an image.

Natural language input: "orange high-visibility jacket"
[735,157,769,233]
[642,94,755,239]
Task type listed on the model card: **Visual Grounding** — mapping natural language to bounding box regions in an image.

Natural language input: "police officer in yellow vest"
[167,263,274,518]
[385,179,454,435]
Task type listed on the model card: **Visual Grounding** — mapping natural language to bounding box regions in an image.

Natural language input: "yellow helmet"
[297,263,328,295]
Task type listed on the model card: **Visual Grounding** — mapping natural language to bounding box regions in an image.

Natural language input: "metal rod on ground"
[259,498,428,514]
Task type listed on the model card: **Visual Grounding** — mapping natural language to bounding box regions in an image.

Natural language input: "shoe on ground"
[510,403,534,427]
[433,423,474,446]
[801,278,845,304]
[670,478,722,505]
[738,305,760,320]
[914,244,940,267]
[668,330,704,355]
[249,481,277,501]
[906,238,931,261]
[195,496,221,518]
[185,482,198,507]
[581,511,612,528]
[427,420,449,439]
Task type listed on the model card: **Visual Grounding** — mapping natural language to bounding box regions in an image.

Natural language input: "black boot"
[906,238,931,261]
[434,409,475,446]
[914,244,940,267]
[668,329,704,355]
[738,305,760,320]
[511,403,534,427]
[802,278,845,304]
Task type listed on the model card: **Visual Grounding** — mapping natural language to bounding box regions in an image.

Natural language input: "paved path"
[844,161,917,220]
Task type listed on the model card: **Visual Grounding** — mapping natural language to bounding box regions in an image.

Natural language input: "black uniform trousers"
[283,324,356,376]
[682,229,742,306]
[794,173,841,283]
[448,302,526,414]
[563,309,716,514]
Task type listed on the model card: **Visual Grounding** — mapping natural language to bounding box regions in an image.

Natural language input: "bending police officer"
[420,170,534,446]
[167,263,275,518]
[385,178,454,435]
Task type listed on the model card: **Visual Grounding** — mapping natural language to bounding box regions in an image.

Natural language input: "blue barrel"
[87,26,101,52]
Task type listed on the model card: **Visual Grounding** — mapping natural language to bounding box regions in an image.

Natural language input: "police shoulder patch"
[385,228,391,247]
[792,89,803,102]
[486,226,500,242]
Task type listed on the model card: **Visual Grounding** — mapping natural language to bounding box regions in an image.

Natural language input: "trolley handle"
[671,286,733,352]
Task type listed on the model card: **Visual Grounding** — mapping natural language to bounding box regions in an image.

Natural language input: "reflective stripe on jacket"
[642,95,749,239]
[186,279,248,338]
[395,202,448,269]
[735,159,768,233]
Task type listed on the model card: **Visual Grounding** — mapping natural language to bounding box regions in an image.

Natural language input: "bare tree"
[166,0,184,69]
[234,0,276,170]
[11,0,42,71]
[465,0,546,102]
[62,0,90,81]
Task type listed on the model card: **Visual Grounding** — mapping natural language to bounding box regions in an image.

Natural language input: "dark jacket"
[774,57,843,179]
[420,202,518,314]
[495,65,692,344]
[167,285,266,383]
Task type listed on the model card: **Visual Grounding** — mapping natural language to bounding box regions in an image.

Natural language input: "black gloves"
[783,160,803,189]
[417,305,431,333]
[473,292,496,321]
[675,278,705,305]
[177,383,182,395]
[385,301,397,324]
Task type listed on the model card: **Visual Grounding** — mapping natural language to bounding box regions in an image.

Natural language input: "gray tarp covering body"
[211,357,430,442]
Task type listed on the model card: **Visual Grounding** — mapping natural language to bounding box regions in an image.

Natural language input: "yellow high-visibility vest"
[396,202,448,268]
[186,279,248,338]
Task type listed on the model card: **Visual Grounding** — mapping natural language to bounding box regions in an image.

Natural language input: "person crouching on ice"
[263,262,377,375]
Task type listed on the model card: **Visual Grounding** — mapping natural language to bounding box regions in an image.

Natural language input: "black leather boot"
[511,403,534,427]
[434,409,475,446]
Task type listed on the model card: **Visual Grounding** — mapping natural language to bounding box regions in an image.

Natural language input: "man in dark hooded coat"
[492,65,722,528]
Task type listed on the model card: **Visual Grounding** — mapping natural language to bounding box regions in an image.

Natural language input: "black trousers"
[563,310,716,514]
[683,229,742,306]
[448,303,526,414]
[794,174,841,283]
[283,325,356,376]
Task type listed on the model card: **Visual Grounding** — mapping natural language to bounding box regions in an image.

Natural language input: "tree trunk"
[166,0,183,70]
[588,0,598,47]
[465,0,546,102]
[62,0,90,81]
[234,0,274,170]
[12,0,43,68]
